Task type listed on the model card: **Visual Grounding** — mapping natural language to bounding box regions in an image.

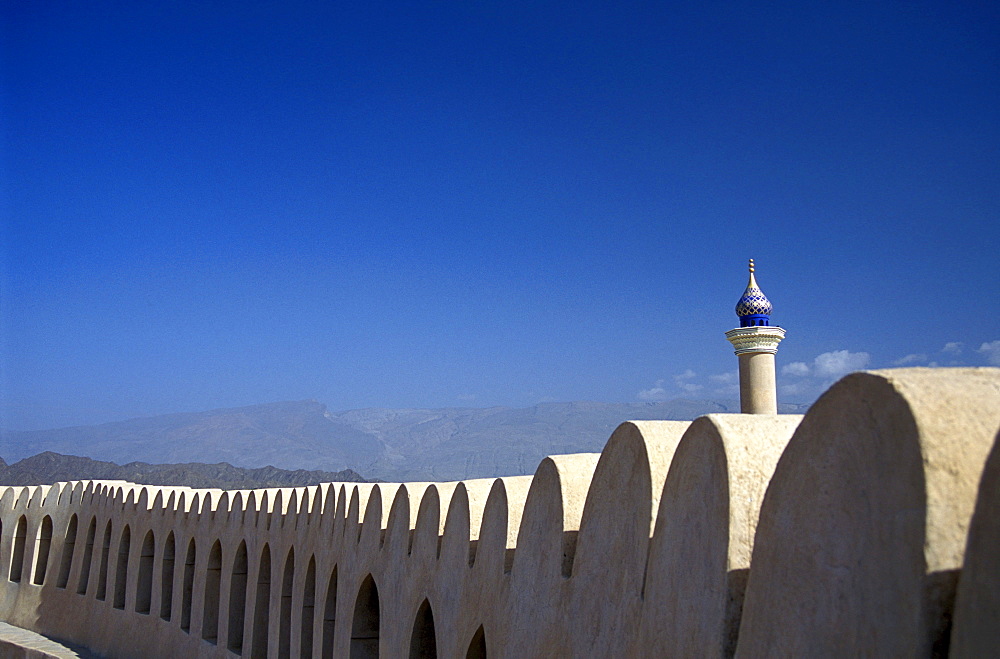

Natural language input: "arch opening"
[32,515,53,585]
[250,544,271,659]
[202,540,223,643]
[321,566,337,658]
[409,599,437,659]
[350,574,380,659]
[181,539,196,632]
[466,625,487,659]
[76,517,97,595]
[56,514,78,588]
[9,515,27,582]
[160,532,175,621]
[301,555,316,658]
[279,548,295,658]
[95,520,112,601]
[228,540,248,654]
[136,530,155,614]
[113,525,131,609]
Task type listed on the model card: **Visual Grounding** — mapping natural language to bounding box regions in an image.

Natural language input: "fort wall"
[0,368,997,657]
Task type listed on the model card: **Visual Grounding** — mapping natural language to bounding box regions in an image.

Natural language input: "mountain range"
[1,399,810,482]
[0,452,368,489]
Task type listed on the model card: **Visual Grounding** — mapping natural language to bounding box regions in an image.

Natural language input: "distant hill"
[1,399,810,482]
[0,452,369,489]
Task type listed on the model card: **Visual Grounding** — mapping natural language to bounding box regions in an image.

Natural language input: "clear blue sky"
[2,1,998,430]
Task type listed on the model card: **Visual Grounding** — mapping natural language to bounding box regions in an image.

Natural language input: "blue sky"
[2,1,998,430]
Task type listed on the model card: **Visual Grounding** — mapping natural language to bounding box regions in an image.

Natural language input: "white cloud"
[638,379,668,401]
[673,370,703,395]
[676,381,704,395]
[813,350,870,378]
[709,371,738,384]
[978,341,1000,366]
[893,353,927,366]
[943,342,964,355]
[782,361,811,377]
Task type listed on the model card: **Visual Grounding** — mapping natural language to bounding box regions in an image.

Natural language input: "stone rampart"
[0,368,997,657]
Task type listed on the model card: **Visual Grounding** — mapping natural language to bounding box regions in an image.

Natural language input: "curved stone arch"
[952,425,1000,656]
[250,543,272,659]
[76,515,98,595]
[201,539,223,644]
[135,529,155,614]
[112,523,131,609]
[407,483,448,570]
[321,564,338,657]
[300,553,317,658]
[159,530,176,621]
[408,597,437,659]
[351,573,380,659]
[31,514,54,585]
[736,369,1000,657]
[636,413,800,657]
[568,420,689,657]
[55,513,78,589]
[465,624,487,659]
[180,537,197,632]
[504,454,600,657]
[227,539,249,654]
[438,484,468,566]
[278,546,295,657]
[5,514,26,583]
[383,484,417,557]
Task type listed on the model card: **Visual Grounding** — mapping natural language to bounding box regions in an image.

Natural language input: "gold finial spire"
[748,258,755,273]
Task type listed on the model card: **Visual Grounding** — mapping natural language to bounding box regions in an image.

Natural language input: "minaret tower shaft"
[725,259,786,414]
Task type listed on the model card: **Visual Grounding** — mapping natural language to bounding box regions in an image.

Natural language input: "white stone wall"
[0,368,997,658]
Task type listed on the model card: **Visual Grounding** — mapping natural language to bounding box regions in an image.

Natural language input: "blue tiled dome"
[736,259,773,326]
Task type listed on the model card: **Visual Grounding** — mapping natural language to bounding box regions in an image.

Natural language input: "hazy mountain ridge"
[1,399,810,482]
[0,451,369,488]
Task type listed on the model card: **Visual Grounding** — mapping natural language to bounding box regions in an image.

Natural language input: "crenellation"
[0,368,997,657]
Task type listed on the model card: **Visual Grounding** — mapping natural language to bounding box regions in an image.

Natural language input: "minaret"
[725,259,786,414]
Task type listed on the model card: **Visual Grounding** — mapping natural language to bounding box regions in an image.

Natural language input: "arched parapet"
[198,489,224,515]
[358,484,398,553]
[27,485,51,509]
[636,413,801,657]
[313,484,336,531]
[14,487,35,512]
[329,484,349,543]
[736,367,1000,657]
[344,483,378,547]
[68,482,89,507]
[473,476,532,580]
[503,453,601,657]
[244,491,262,530]
[225,491,246,527]
[282,489,300,527]
[383,483,434,559]
[0,487,22,513]
[42,483,65,507]
[18,485,43,510]
[135,487,152,511]
[216,490,232,514]
[412,483,456,566]
[951,425,1000,657]
[568,420,691,657]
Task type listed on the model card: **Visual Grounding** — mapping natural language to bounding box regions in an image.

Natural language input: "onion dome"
[735,259,773,327]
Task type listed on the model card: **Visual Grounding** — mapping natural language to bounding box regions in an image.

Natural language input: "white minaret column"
[725,259,785,414]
